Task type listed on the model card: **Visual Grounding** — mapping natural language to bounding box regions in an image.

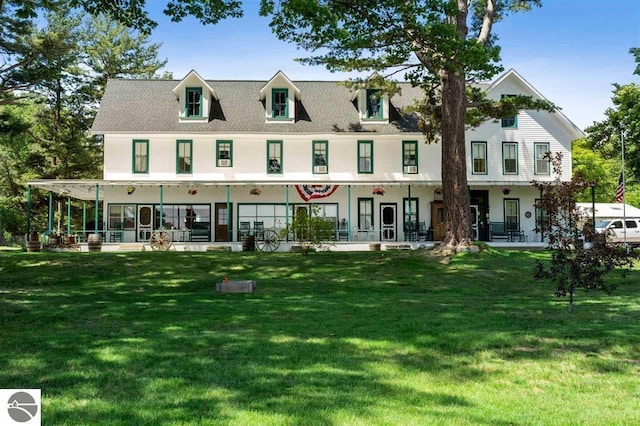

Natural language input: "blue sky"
[146,1,640,131]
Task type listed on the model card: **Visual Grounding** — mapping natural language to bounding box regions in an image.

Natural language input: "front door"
[431,201,445,241]
[470,190,490,241]
[380,204,397,241]
[214,203,232,242]
[137,205,153,241]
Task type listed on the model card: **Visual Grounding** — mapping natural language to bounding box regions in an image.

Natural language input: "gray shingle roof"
[91,79,426,134]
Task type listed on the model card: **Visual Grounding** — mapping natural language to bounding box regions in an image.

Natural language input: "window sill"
[266,117,294,124]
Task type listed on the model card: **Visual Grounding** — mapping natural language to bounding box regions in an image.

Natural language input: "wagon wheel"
[255,229,280,252]
[149,230,173,251]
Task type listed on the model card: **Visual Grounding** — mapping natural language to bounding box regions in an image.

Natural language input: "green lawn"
[1,249,638,425]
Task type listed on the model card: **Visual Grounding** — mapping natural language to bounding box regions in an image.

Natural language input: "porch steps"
[384,244,413,251]
[118,243,146,252]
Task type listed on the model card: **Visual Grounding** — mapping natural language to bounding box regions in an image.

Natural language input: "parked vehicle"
[595,218,640,247]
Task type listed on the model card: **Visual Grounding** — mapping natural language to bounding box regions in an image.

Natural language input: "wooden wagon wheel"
[255,229,280,252]
[149,230,173,251]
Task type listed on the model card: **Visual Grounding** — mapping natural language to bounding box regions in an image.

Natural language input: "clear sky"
[146,1,640,132]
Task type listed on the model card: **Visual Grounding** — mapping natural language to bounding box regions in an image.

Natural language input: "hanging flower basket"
[126,185,135,195]
[188,188,198,195]
[372,187,385,196]
[434,187,442,195]
[250,187,261,196]
[501,186,511,195]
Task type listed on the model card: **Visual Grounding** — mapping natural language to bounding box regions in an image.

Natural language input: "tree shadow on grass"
[0,250,638,424]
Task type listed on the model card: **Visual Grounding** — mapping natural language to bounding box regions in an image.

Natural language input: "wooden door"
[430,201,445,241]
[214,203,232,242]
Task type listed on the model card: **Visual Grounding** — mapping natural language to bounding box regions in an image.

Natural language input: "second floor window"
[267,140,282,174]
[186,87,202,117]
[133,139,149,173]
[313,141,328,173]
[358,140,373,173]
[403,141,418,174]
[534,142,550,175]
[177,140,192,174]
[272,88,288,118]
[502,142,518,174]
[472,141,487,174]
[217,140,232,167]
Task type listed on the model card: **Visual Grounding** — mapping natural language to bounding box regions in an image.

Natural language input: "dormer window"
[186,87,202,117]
[366,89,383,119]
[272,88,288,118]
[172,70,215,123]
[354,80,389,124]
[259,71,300,123]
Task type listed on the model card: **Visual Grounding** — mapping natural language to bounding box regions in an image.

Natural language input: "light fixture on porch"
[372,186,385,196]
[250,187,261,196]
[127,185,136,195]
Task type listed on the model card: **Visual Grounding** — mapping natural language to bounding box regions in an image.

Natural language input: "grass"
[0,248,639,425]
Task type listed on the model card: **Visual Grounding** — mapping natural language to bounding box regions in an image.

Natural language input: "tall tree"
[0,5,169,236]
[585,49,640,183]
[258,0,548,250]
[0,4,71,105]
[82,14,168,99]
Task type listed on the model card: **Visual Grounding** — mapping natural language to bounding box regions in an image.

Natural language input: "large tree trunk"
[440,71,473,249]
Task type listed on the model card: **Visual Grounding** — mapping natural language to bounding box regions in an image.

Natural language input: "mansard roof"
[92,77,424,134]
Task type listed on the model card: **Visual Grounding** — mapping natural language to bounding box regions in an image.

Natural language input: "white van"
[595,218,640,247]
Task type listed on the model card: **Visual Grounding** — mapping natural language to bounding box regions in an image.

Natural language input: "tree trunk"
[440,71,473,249]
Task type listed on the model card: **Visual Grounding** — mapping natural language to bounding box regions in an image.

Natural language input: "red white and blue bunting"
[295,185,339,202]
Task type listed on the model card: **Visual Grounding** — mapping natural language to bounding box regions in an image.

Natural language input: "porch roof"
[27,179,540,201]
[28,179,449,201]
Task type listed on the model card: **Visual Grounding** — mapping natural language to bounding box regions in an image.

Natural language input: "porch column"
[67,197,71,235]
[539,188,544,242]
[285,185,290,234]
[26,184,32,236]
[94,184,99,234]
[226,185,231,241]
[159,185,164,229]
[347,185,351,241]
[48,192,53,234]
[83,202,87,240]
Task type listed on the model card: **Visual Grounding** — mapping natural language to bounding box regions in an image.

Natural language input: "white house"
[29,68,583,249]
